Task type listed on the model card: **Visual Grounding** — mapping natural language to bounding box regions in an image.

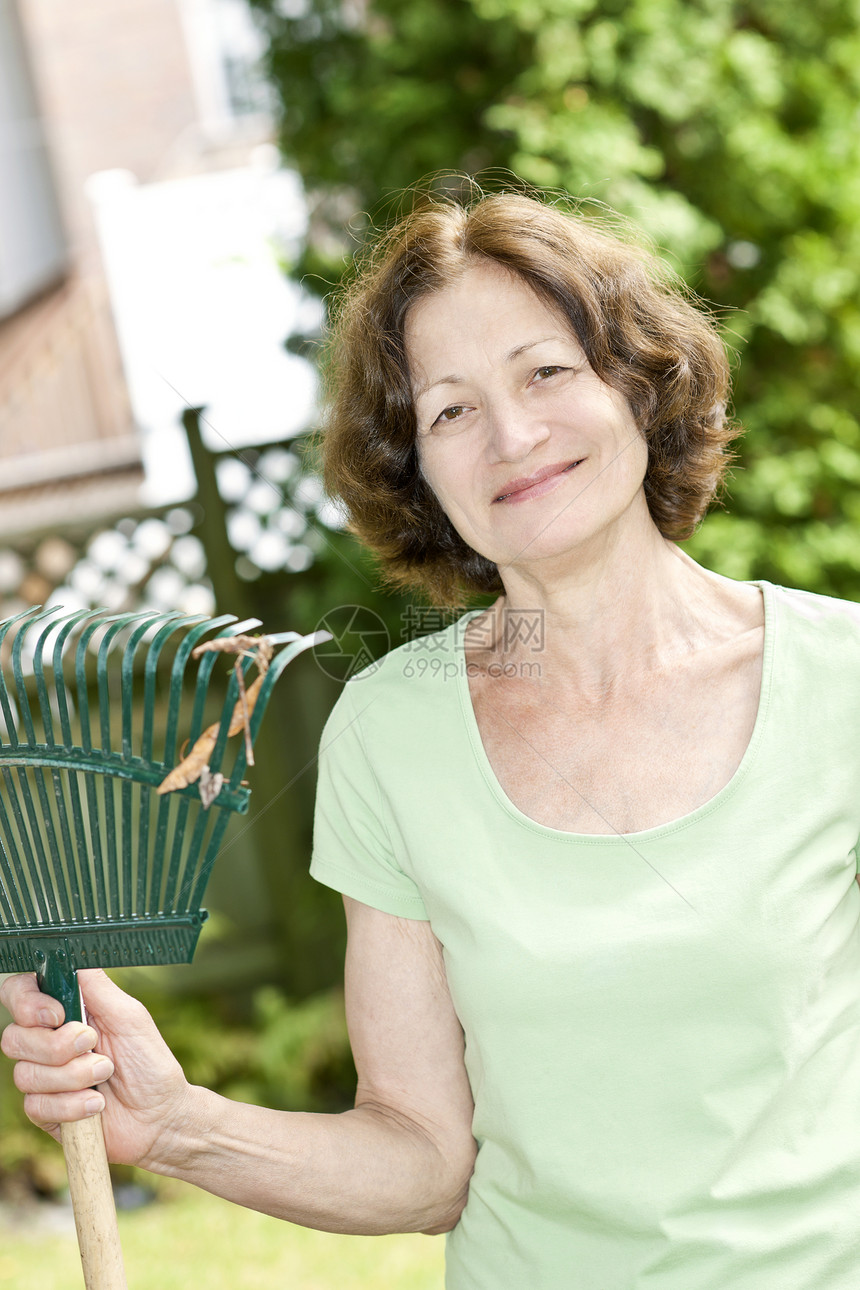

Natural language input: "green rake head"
[0,605,325,1021]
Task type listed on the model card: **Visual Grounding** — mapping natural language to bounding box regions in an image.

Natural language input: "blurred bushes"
[138,980,355,1115]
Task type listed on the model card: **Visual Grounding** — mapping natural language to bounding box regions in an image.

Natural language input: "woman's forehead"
[404,262,580,383]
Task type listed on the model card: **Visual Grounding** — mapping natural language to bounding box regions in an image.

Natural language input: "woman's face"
[405,260,651,580]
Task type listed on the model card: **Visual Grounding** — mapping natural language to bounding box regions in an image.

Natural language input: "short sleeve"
[310,684,429,920]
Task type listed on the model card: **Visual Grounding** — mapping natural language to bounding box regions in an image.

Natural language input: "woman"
[4,188,860,1288]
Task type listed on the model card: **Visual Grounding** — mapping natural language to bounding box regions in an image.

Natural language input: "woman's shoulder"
[322,611,473,735]
[770,581,860,633]
[767,583,860,678]
[353,613,473,685]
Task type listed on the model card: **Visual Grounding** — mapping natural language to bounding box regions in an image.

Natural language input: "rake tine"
[0,773,39,925]
[184,618,265,748]
[167,619,275,913]
[0,765,51,922]
[123,617,155,918]
[96,614,155,755]
[117,616,167,917]
[142,615,219,764]
[9,609,73,923]
[140,613,188,761]
[144,616,236,912]
[187,806,234,913]
[205,655,248,781]
[184,633,326,914]
[0,608,43,749]
[157,618,265,917]
[84,611,177,923]
[50,611,107,926]
[0,605,42,630]
[96,616,156,919]
[120,615,166,759]
[75,610,134,921]
[0,611,50,924]
[0,847,21,927]
[37,611,101,924]
[31,612,94,922]
[73,614,116,920]
[10,606,63,742]
[248,631,330,745]
[52,610,96,740]
[30,609,70,746]
[161,615,262,766]
[74,612,114,755]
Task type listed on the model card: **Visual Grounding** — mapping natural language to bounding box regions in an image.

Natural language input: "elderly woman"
[4,188,860,1289]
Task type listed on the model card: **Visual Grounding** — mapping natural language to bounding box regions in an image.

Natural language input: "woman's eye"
[534,365,565,381]
[434,405,466,425]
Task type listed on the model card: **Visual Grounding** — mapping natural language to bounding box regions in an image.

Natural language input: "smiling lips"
[492,458,585,504]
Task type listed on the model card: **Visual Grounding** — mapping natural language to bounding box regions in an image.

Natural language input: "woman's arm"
[0,898,476,1235]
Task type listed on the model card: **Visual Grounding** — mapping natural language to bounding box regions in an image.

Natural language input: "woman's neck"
[486,529,755,695]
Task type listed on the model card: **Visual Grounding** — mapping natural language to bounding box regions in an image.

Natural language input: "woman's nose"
[486,397,551,461]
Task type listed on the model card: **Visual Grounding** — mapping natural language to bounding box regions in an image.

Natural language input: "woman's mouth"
[492,459,585,504]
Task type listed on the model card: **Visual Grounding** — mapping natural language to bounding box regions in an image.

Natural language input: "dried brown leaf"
[192,635,273,669]
[158,634,272,797]
[157,726,218,793]
[226,672,264,737]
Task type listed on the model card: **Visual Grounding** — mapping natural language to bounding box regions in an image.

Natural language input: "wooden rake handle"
[62,1114,128,1290]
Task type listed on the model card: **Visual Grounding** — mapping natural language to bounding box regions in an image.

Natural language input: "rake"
[0,604,326,1290]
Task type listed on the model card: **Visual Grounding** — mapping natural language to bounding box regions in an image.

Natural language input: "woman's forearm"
[147,1084,474,1235]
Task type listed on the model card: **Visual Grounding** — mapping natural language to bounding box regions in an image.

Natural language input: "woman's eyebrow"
[413,373,465,399]
[414,335,573,399]
[506,335,570,361]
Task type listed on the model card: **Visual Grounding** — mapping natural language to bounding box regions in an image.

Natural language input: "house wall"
[16,0,201,267]
[0,0,276,543]
[0,0,67,316]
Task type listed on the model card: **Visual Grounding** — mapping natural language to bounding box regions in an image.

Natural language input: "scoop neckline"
[454,579,776,844]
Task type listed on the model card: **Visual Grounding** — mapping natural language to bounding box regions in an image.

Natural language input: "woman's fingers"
[12,1050,113,1096]
[1,1019,97,1066]
[23,1088,105,1132]
[0,972,64,1028]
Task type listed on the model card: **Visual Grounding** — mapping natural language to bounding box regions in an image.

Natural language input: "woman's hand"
[0,969,193,1171]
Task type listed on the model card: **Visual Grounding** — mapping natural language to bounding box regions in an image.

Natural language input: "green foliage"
[147,982,355,1114]
[250,0,532,230]
[249,0,860,599]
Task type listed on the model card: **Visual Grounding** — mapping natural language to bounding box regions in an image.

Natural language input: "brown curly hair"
[322,188,737,606]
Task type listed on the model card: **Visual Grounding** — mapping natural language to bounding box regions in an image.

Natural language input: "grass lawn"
[0,1181,446,1290]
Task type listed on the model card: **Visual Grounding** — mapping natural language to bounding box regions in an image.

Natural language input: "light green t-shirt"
[310,582,860,1288]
